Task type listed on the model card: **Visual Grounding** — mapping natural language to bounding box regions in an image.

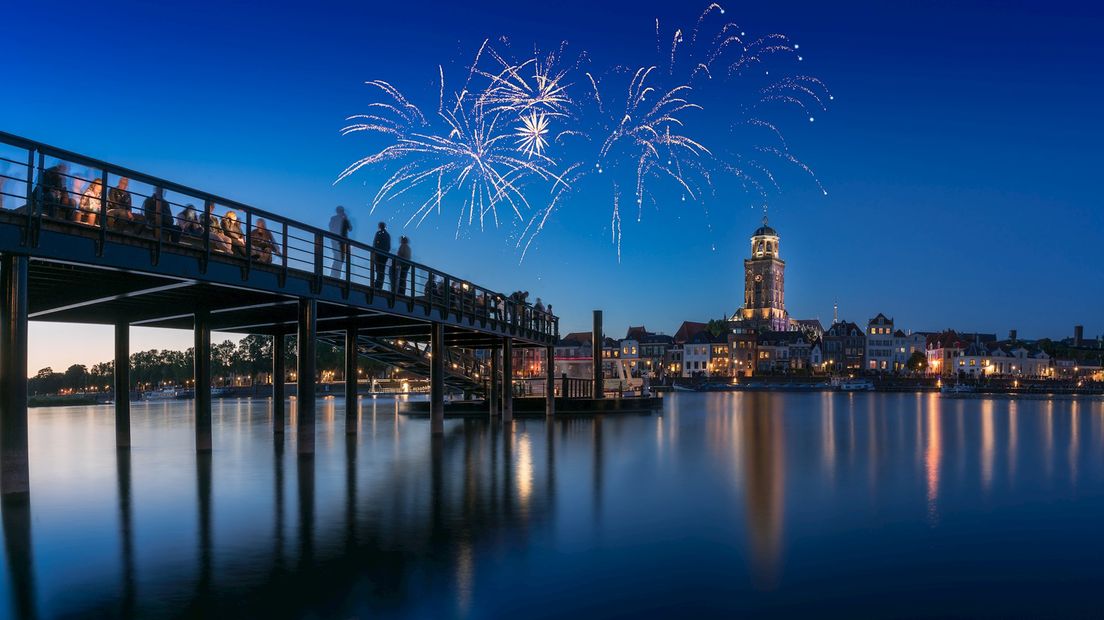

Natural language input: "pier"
[0,131,560,498]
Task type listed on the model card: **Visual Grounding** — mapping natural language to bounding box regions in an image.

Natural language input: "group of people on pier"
[14,160,553,334]
[27,163,283,263]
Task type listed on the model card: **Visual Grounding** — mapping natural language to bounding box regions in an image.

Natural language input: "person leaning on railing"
[250,218,281,264]
[390,235,411,295]
[142,188,181,242]
[205,213,232,253]
[106,177,135,230]
[31,163,75,220]
[222,211,246,256]
[75,178,103,226]
[179,204,203,237]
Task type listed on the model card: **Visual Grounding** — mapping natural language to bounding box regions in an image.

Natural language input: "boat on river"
[837,378,875,392]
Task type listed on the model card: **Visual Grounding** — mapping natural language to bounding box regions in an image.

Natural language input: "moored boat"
[837,378,875,392]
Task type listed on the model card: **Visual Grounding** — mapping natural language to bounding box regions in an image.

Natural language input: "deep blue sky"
[3,0,1102,368]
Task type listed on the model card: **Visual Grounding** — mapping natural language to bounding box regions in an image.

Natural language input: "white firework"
[514,111,551,157]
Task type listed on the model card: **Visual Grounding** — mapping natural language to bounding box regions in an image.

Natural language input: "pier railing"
[513,376,595,399]
[0,131,558,342]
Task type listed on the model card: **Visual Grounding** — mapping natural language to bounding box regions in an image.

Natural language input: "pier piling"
[194,307,212,452]
[545,345,555,417]
[114,321,131,449]
[0,254,29,498]
[344,321,358,435]
[592,310,603,399]
[297,298,317,455]
[272,334,285,434]
[430,322,444,434]
[502,338,513,422]
[489,347,499,417]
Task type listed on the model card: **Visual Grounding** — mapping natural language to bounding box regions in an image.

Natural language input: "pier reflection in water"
[4,393,1104,617]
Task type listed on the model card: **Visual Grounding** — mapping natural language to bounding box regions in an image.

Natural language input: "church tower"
[739,217,789,331]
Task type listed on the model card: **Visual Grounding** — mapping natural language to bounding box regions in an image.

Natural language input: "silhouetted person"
[142,188,180,242]
[107,177,134,230]
[329,205,352,278]
[250,218,281,264]
[391,235,411,295]
[33,163,75,219]
[179,204,203,237]
[222,211,246,256]
[76,177,103,226]
[372,221,390,289]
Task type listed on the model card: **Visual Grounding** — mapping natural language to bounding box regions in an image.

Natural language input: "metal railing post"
[280,221,289,286]
[313,231,323,293]
[20,148,35,247]
[201,200,212,273]
[244,210,252,279]
[344,238,352,299]
[153,188,163,265]
[97,169,108,255]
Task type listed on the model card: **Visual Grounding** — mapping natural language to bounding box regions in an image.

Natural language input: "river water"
[2,392,1104,618]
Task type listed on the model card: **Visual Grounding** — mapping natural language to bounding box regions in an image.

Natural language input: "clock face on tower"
[754,274,763,282]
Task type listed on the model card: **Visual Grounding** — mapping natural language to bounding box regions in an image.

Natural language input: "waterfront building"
[555,332,593,359]
[926,331,1000,377]
[823,321,866,371]
[684,331,713,378]
[756,331,813,373]
[792,318,825,341]
[865,313,896,372]
[666,344,684,377]
[639,333,673,379]
[728,329,757,378]
[674,320,709,345]
[810,341,824,370]
[619,337,640,376]
[926,330,966,377]
[735,217,790,332]
[709,334,732,377]
[987,344,1051,377]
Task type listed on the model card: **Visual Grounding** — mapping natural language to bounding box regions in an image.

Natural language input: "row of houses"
[546,315,1104,381]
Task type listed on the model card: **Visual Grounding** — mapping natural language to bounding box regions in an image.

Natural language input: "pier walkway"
[0,130,559,499]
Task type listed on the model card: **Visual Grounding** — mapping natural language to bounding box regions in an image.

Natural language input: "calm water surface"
[3,392,1104,618]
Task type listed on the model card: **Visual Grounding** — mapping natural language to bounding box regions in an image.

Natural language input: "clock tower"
[739,217,789,332]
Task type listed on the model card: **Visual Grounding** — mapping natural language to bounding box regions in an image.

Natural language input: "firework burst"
[337,3,832,262]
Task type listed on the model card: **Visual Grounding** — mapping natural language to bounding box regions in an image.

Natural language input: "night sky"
[3,0,1102,369]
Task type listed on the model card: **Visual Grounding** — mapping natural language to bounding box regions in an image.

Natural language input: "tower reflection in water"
[740,392,785,589]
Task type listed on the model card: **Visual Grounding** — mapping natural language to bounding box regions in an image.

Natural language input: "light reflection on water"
[3,393,1104,618]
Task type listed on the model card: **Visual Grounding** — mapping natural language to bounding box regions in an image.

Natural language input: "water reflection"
[1,493,35,619]
[925,404,942,526]
[116,449,135,617]
[7,395,1104,617]
[742,392,785,588]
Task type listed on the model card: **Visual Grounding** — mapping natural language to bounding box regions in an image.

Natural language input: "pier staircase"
[319,333,489,394]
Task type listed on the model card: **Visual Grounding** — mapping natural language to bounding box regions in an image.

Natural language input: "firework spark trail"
[611,184,622,263]
[338,2,831,261]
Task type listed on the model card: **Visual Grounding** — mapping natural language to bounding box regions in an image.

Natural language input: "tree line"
[29,335,390,395]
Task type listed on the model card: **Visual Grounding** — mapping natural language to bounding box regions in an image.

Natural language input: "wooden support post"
[114,321,131,449]
[489,348,499,417]
[430,322,445,434]
[545,345,555,417]
[297,298,317,455]
[272,333,285,435]
[345,321,358,435]
[0,254,29,498]
[502,337,513,422]
[592,310,603,399]
[194,307,212,452]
